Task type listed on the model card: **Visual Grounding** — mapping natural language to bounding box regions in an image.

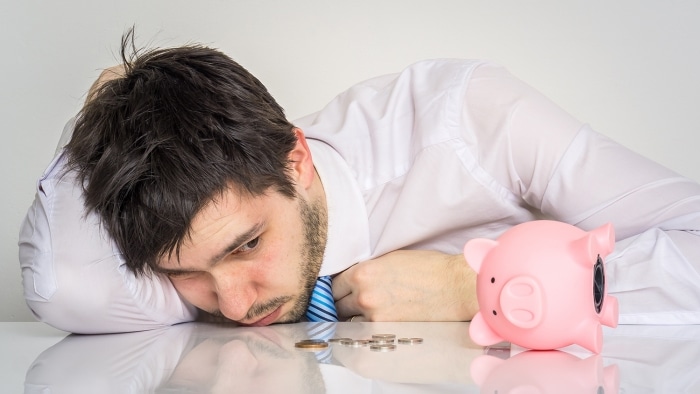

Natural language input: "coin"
[397,337,423,345]
[340,339,370,347]
[368,338,394,345]
[298,339,327,343]
[371,334,396,340]
[370,344,397,352]
[328,337,353,343]
[294,339,329,350]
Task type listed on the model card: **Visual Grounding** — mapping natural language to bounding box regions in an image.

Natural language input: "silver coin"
[368,338,395,344]
[371,334,396,340]
[397,337,423,345]
[341,339,370,347]
[370,344,397,352]
[328,337,353,343]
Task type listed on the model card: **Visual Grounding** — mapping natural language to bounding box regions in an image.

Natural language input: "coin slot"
[593,255,605,314]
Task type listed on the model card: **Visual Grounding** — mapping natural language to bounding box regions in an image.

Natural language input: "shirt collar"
[307,139,371,276]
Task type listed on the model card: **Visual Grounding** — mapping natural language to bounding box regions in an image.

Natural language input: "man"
[19,35,700,333]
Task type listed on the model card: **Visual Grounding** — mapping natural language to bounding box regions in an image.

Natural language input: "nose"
[500,276,543,329]
[213,271,256,322]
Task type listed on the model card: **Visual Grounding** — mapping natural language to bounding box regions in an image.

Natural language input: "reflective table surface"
[1,321,698,393]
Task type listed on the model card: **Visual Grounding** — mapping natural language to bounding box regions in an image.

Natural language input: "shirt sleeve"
[18,120,198,334]
[464,63,700,324]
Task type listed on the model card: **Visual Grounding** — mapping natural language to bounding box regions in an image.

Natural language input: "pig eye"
[490,277,495,283]
[492,310,497,316]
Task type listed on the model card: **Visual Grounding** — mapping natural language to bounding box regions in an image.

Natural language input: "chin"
[277,302,307,324]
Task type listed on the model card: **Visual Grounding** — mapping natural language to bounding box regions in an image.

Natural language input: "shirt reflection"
[26,322,700,393]
[25,323,326,394]
[159,328,325,393]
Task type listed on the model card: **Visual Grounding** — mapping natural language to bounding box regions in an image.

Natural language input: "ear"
[464,238,497,273]
[470,355,504,387]
[469,312,504,346]
[578,354,605,383]
[288,128,316,190]
[569,222,616,267]
[590,222,615,257]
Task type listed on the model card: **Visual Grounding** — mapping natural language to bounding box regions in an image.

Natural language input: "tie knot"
[305,276,338,322]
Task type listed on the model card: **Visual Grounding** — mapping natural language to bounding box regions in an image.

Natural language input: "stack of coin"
[370,334,396,343]
[370,343,397,352]
[397,337,423,345]
[295,333,423,354]
[294,339,329,351]
[368,334,395,351]
[339,339,370,348]
[328,337,352,344]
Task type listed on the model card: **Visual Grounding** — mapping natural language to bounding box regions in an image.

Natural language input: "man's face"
[161,325,326,393]
[157,187,327,326]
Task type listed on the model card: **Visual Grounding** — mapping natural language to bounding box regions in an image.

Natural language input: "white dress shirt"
[19,59,700,333]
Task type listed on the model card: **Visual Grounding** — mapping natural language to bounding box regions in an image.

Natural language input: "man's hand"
[332,250,478,322]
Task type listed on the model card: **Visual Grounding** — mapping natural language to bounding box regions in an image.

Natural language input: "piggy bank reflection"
[470,350,619,394]
[464,220,618,353]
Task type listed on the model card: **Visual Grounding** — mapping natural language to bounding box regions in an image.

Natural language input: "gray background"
[2,0,699,321]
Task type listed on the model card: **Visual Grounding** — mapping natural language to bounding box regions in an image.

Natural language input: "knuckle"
[352,262,377,282]
[355,291,376,309]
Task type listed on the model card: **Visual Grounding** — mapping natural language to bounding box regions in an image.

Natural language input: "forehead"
[192,188,253,232]
[161,187,265,266]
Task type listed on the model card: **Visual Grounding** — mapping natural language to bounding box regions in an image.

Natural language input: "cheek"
[250,247,300,290]
[252,233,304,284]
[171,276,217,309]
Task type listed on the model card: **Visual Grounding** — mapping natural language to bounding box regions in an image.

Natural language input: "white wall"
[2,0,699,321]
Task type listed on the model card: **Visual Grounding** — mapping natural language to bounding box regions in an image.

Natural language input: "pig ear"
[470,355,504,387]
[578,323,604,354]
[570,223,615,266]
[590,222,615,257]
[469,312,504,346]
[603,364,621,394]
[464,238,498,273]
[578,354,605,383]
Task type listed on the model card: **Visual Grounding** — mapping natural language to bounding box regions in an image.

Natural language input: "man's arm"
[19,146,199,333]
[467,63,700,324]
[19,67,198,333]
[332,62,700,324]
[333,251,478,322]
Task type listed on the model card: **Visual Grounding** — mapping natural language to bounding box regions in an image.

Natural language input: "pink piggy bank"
[470,350,619,394]
[464,220,618,353]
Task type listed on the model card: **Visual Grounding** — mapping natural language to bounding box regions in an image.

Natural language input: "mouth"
[242,305,283,327]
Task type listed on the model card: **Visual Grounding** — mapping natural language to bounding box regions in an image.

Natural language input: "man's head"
[66,32,327,324]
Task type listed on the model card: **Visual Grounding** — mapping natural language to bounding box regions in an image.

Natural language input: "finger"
[335,292,363,321]
[346,315,365,322]
[330,264,357,300]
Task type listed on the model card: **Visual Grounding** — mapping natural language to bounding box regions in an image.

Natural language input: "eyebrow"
[208,221,265,266]
[155,221,264,274]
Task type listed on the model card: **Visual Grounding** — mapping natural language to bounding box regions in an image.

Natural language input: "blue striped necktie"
[305,276,338,322]
[305,321,337,364]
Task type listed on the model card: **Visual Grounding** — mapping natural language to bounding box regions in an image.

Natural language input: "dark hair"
[65,31,298,275]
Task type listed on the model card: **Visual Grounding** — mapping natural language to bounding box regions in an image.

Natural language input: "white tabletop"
[1,321,699,393]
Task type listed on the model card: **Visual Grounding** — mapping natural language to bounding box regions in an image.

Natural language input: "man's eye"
[239,237,260,252]
[166,271,197,280]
